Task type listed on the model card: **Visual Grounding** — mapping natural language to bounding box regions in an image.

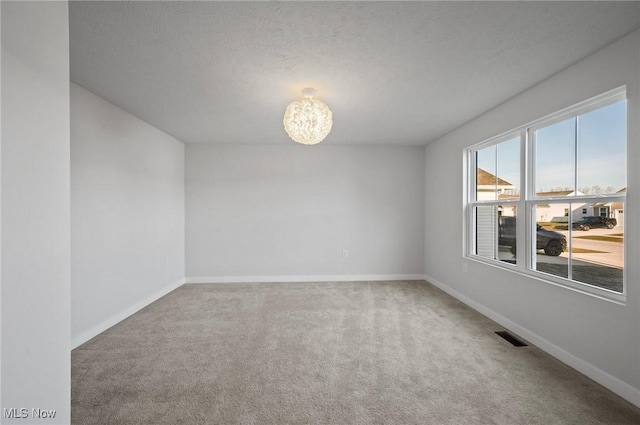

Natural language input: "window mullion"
[525,128,535,272]
[568,205,573,281]
[569,117,578,281]
[516,129,527,272]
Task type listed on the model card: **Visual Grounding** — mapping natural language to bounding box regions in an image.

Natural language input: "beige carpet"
[72,281,640,424]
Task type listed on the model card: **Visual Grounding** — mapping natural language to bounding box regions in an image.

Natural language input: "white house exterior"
[475,169,516,258]
[534,190,588,223]
[592,187,626,227]
[476,168,517,201]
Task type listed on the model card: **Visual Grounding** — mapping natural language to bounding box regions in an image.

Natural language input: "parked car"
[572,216,616,231]
[498,217,567,256]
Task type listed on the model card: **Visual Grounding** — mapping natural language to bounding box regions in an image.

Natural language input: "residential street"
[497,226,624,269]
[558,227,623,269]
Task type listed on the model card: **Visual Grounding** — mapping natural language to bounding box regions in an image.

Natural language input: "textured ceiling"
[69,1,640,146]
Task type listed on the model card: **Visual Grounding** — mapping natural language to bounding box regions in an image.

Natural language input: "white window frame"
[465,87,627,303]
[468,132,524,265]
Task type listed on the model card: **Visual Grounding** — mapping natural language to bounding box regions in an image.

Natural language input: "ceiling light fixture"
[283,88,333,145]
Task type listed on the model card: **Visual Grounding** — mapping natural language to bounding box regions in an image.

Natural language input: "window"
[467,88,626,299]
[471,136,520,264]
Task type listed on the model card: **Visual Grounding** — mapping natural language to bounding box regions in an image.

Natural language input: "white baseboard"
[424,274,640,408]
[71,278,185,349]
[185,274,426,284]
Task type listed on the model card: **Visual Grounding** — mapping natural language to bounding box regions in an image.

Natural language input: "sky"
[477,99,626,196]
[476,136,520,194]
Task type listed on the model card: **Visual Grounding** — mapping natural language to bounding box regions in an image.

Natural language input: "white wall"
[1,2,3,414]
[71,84,185,347]
[186,144,425,281]
[424,30,640,405]
[1,2,71,423]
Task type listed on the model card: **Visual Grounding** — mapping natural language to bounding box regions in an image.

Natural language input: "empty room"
[3,1,640,424]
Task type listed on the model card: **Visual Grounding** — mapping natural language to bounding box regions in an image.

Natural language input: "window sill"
[463,254,627,305]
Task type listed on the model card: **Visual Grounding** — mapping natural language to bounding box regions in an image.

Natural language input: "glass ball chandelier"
[283,88,333,145]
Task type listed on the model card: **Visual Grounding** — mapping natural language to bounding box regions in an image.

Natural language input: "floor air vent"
[495,331,528,347]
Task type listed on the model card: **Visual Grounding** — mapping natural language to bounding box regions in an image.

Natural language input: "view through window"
[468,90,626,296]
